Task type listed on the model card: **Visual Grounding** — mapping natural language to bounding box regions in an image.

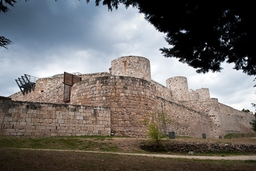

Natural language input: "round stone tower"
[196,88,210,101]
[110,55,151,81]
[166,76,189,101]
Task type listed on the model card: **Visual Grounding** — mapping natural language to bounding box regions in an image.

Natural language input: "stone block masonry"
[181,99,254,138]
[156,97,213,137]
[71,75,157,137]
[5,55,255,138]
[10,74,64,104]
[166,76,189,101]
[0,98,110,137]
[110,56,151,81]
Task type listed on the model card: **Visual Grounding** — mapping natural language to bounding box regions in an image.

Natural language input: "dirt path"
[19,148,256,161]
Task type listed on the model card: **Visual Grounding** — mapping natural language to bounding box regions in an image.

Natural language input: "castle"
[0,55,254,138]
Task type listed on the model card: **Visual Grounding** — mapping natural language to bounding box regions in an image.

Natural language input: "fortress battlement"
[1,55,254,138]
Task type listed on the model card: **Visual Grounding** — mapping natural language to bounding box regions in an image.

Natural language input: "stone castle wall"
[106,76,157,137]
[11,75,64,104]
[0,98,110,136]
[155,97,213,137]
[70,74,218,137]
[151,80,173,101]
[71,76,157,137]
[71,76,111,107]
[181,99,254,137]
[218,103,253,135]
[10,72,111,104]
[4,55,255,138]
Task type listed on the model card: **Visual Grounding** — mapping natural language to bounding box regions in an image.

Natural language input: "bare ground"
[1,137,256,171]
[1,148,256,171]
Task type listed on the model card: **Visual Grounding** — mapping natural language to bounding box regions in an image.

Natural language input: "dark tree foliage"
[0,36,11,48]
[242,109,250,113]
[89,0,256,75]
[0,0,16,48]
[0,0,16,13]
[2,0,256,76]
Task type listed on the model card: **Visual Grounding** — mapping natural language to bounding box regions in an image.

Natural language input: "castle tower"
[196,88,210,101]
[110,55,151,81]
[166,76,189,101]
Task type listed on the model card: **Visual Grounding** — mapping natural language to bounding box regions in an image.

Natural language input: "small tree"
[144,110,172,144]
[146,121,161,144]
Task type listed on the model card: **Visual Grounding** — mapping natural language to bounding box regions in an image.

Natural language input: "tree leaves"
[2,0,256,76]
[0,36,12,48]
[0,0,16,48]
[96,0,256,75]
[0,0,16,13]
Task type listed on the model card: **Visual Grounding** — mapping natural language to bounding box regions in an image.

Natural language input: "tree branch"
[0,36,12,48]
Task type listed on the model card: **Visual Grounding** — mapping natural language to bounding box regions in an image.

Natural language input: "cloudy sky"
[0,1,255,112]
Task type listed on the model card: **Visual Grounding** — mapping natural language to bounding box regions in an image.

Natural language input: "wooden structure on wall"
[63,72,81,102]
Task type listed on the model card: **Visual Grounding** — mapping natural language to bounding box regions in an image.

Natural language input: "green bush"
[147,122,162,144]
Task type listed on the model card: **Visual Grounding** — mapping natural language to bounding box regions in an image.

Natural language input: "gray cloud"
[0,1,255,112]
